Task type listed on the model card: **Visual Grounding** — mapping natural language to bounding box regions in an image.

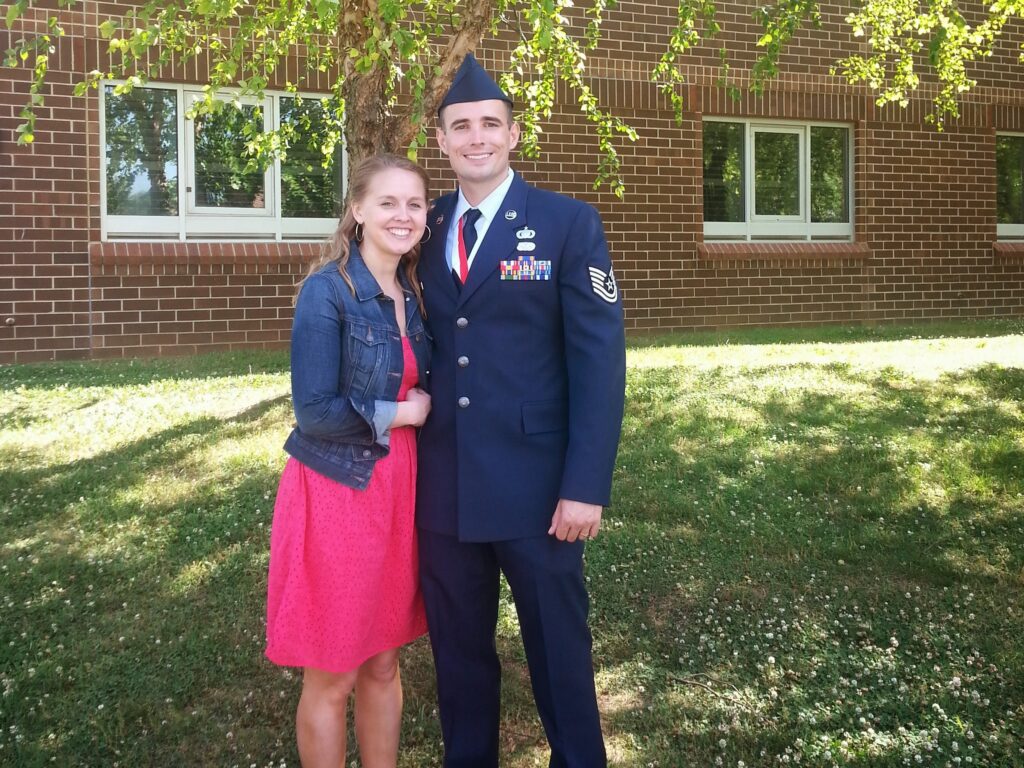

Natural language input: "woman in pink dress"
[266,154,433,767]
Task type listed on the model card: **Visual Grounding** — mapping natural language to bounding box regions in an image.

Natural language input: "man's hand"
[548,499,602,542]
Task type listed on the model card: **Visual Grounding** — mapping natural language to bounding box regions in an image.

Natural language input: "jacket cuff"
[371,400,397,448]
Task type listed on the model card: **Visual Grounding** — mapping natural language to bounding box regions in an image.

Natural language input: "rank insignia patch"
[588,266,618,303]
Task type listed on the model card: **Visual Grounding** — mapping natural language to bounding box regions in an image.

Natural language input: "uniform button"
[458,396,470,408]
[457,355,469,367]
[456,317,469,328]
[362,449,372,458]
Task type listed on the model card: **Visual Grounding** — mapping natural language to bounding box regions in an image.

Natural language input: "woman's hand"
[392,387,432,428]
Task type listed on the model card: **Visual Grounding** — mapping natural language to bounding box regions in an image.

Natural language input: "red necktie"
[457,209,481,283]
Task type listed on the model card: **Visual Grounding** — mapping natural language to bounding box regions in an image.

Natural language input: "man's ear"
[509,121,520,151]
[436,125,449,156]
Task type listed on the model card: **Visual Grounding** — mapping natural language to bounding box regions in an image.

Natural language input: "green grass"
[3,320,1024,767]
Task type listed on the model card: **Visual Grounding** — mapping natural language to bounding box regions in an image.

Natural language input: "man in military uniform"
[416,52,626,768]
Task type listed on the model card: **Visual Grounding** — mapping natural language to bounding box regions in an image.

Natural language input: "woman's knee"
[359,650,400,686]
[302,667,358,708]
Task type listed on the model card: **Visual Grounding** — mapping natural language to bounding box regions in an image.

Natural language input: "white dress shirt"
[446,168,516,274]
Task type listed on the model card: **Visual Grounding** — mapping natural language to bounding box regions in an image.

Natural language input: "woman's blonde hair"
[296,153,430,313]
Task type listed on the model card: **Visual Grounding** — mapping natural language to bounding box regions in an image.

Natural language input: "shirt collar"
[453,168,515,226]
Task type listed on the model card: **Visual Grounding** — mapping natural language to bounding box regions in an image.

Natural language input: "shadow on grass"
[0,392,301,766]
[581,362,1024,766]
[629,317,1024,349]
[2,358,1023,766]
[0,350,290,392]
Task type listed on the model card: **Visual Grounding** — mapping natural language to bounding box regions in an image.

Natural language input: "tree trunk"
[338,0,500,166]
[338,2,389,167]
[387,0,498,152]
[343,67,393,167]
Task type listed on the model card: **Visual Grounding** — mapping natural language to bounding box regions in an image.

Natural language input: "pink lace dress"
[265,337,427,673]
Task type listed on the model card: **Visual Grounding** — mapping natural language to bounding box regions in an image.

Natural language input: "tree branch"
[388,0,498,151]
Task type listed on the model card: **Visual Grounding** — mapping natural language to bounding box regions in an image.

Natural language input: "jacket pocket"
[521,399,568,435]
[344,319,390,396]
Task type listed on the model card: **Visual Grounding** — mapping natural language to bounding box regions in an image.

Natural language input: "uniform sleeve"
[290,273,394,446]
[557,203,626,506]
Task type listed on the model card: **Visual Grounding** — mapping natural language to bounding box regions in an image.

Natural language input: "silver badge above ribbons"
[516,228,535,240]
[517,241,536,252]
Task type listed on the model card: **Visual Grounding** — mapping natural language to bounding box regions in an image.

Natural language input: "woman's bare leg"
[354,648,403,768]
[296,666,358,768]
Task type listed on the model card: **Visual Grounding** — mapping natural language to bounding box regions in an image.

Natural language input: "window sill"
[89,240,324,266]
[993,241,1024,260]
[698,241,870,262]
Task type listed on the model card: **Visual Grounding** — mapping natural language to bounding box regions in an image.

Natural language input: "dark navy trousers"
[418,530,607,768]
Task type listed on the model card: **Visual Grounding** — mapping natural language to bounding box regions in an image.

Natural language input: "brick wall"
[2,1,1024,362]
[86,243,317,358]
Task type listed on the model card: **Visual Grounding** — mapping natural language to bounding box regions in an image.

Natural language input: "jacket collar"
[458,171,529,304]
[345,241,416,303]
[420,171,529,304]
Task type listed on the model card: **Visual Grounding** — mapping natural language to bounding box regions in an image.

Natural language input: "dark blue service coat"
[416,172,626,541]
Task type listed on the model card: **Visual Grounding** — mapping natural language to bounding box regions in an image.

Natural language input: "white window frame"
[183,90,274,233]
[704,118,854,242]
[100,82,183,240]
[751,125,804,225]
[997,131,1024,241]
[100,81,344,241]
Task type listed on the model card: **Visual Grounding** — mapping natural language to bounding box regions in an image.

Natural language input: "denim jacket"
[283,243,431,490]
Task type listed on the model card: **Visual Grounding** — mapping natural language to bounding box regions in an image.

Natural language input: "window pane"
[811,127,850,223]
[703,122,744,222]
[193,104,266,209]
[280,98,343,219]
[754,131,799,216]
[104,86,178,216]
[997,135,1024,225]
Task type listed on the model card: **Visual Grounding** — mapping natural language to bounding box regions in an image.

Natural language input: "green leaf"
[313,0,338,21]
[6,0,28,29]
[15,121,34,144]
[98,19,119,39]
[928,27,947,68]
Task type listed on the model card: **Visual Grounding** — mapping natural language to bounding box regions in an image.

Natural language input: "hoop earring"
[420,225,431,244]
[354,222,364,242]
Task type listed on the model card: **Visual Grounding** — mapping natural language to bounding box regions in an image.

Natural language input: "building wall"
[2,1,1024,362]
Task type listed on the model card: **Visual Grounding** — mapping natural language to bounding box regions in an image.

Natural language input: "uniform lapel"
[423,193,460,302]
[458,173,529,306]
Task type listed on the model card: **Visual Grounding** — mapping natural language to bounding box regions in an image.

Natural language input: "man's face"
[436,99,520,192]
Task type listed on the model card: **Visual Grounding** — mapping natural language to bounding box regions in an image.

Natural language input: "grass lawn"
[2,319,1024,767]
